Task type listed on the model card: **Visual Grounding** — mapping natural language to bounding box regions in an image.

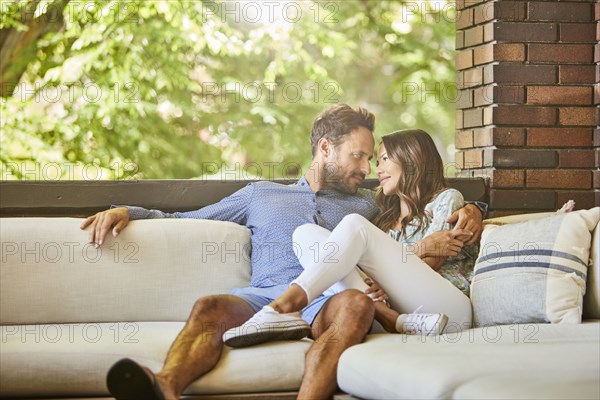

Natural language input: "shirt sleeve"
[423,188,465,237]
[113,183,254,225]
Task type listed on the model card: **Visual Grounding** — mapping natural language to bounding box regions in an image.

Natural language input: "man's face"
[324,126,375,193]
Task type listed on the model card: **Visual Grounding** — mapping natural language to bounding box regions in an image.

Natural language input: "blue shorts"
[231,284,331,325]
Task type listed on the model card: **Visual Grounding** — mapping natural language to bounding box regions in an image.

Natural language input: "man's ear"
[317,138,331,158]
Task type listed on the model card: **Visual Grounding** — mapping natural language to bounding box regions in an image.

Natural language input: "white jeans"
[291,214,472,331]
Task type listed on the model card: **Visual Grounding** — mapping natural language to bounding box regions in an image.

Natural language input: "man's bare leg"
[150,295,255,399]
[298,289,375,399]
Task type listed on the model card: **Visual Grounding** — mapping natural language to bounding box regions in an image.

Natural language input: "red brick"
[455,130,474,149]
[456,89,473,109]
[494,22,557,42]
[493,65,557,84]
[483,106,493,125]
[528,2,593,22]
[456,31,465,50]
[473,86,493,106]
[492,149,557,168]
[559,107,596,126]
[457,7,474,30]
[528,44,593,64]
[594,171,600,189]
[461,67,483,88]
[494,43,525,62]
[494,105,556,126]
[594,129,600,147]
[527,128,593,147]
[556,192,597,211]
[526,86,592,105]
[560,23,597,42]
[494,86,525,104]
[493,1,527,22]
[596,2,600,21]
[559,65,596,84]
[464,26,484,47]
[483,64,494,84]
[596,43,600,63]
[473,44,493,65]
[527,170,591,189]
[464,149,484,168]
[456,110,464,130]
[491,169,525,188]
[595,83,600,106]
[490,189,556,210]
[483,22,494,42]
[455,151,465,169]
[474,2,495,24]
[464,108,483,128]
[493,128,526,147]
[559,149,596,168]
[456,50,473,70]
[473,127,493,147]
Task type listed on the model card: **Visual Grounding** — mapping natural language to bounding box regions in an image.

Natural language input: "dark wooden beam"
[0,178,489,217]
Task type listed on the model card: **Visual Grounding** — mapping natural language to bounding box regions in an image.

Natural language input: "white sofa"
[1,214,599,399]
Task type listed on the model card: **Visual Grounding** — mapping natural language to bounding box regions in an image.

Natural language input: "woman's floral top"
[388,189,478,297]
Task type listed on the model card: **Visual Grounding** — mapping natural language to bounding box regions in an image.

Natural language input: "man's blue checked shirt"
[124,177,379,288]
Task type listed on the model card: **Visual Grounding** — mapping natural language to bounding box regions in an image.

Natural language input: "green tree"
[0,0,457,180]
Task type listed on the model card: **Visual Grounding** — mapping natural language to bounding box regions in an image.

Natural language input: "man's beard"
[324,167,364,194]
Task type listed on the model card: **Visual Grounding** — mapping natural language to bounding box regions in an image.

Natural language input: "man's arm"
[80,183,255,247]
[445,203,485,245]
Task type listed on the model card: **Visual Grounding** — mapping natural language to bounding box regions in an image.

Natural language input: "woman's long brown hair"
[372,129,448,237]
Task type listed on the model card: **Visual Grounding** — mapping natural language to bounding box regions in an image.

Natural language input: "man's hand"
[446,204,483,245]
[80,207,130,247]
[413,229,471,259]
[364,277,389,305]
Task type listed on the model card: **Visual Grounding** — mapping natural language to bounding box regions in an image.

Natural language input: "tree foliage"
[0,0,457,180]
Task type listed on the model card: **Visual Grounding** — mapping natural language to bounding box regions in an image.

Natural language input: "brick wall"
[455,0,599,216]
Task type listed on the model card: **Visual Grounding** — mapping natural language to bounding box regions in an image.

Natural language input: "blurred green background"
[0,0,457,180]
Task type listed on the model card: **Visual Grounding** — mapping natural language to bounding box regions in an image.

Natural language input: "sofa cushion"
[0,218,251,324]
[0,322,311,397]
[471,208,600,326]
[338,322,600,400]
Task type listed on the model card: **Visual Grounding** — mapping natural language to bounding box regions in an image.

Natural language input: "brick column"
[455,0,599,216]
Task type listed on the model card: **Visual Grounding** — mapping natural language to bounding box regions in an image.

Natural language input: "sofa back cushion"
[0,218,251,324]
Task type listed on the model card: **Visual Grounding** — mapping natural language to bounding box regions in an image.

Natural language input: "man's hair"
[310,104,375,156]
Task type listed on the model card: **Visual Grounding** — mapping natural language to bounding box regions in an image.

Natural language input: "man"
[82,104,483,399]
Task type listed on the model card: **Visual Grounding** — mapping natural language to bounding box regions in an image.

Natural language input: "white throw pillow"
[471,207,600,327]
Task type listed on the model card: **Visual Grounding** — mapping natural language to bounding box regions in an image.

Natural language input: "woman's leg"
[283,222,399,332]
[290,214,472,331]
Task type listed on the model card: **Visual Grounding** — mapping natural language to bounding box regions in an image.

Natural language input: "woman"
[224,129,477,347]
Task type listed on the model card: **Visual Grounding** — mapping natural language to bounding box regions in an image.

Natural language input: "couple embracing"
[82,104,484,399]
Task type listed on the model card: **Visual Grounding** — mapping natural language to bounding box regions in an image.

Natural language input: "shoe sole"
[425,314,449,336]
[106,358,165,400]
[224,324,312,348]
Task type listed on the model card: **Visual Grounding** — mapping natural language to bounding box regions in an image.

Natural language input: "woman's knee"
[340,213,370,229]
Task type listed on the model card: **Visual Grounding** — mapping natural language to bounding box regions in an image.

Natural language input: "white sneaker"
[222,306,312,348]
[396,309,448,336]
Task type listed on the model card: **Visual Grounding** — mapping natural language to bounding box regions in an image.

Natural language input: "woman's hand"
[412,229,471,259]
[364,277,390,305]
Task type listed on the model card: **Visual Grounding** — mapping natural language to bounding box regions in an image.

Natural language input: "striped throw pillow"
[471,207,600,327]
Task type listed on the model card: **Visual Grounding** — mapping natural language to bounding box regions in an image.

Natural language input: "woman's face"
[376,143,402,196]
